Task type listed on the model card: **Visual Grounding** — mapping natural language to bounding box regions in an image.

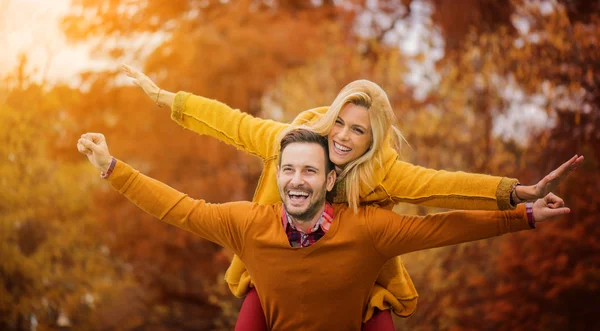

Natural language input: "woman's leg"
[362,309,395,331]
[234,288,268,331]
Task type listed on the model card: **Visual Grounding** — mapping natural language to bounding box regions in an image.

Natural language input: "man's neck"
[289,205,326,233]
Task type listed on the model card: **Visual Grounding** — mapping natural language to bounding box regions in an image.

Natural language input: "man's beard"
[287,197,326,223]
[282,182,328,223]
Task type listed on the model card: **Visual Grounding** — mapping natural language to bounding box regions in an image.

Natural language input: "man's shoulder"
[331,203,395,220]
[227,201,282,222]
[225,200,281,212]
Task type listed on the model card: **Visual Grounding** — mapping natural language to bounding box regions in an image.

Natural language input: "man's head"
[277,129,336,223]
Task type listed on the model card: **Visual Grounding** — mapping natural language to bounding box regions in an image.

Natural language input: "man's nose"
[290,171,305,185]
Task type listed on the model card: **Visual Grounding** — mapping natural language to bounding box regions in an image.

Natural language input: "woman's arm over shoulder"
[290,106,329,126]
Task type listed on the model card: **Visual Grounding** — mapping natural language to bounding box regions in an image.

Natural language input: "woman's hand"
[122,64,161,102]
[515,154,584,202]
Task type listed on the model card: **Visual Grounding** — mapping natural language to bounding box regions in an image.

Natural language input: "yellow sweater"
[171,92,519,320]
[107,159,531,331]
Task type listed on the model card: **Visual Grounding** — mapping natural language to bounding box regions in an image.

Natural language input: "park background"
[1,0,599,330]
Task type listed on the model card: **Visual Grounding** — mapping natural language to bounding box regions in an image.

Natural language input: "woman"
[122,64,582,330]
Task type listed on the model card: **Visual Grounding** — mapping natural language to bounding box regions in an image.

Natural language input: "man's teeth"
[289,191,309,197]
[334,142,351,152]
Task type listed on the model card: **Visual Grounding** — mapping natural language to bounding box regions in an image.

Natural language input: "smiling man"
[78,129,570,330]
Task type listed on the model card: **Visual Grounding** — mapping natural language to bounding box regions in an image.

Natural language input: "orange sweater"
[107,159,531,330]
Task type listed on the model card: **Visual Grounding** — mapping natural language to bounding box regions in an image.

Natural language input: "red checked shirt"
[282,203,334,248]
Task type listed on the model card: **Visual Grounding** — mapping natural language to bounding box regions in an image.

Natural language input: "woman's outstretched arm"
[122,64,288,159]
[378,154,583,210]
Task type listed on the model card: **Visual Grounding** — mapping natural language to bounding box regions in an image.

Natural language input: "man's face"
[277,142,336,222]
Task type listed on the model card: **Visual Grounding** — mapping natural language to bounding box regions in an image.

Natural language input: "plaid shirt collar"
[281,203,334,247]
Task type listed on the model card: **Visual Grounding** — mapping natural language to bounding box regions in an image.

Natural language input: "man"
[77,129,569,330]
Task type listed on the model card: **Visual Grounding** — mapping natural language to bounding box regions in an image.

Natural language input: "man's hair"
[279,129,334,173]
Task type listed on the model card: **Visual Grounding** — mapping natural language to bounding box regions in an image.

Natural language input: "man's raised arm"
[367,195,570,260]
[77,132,250,255]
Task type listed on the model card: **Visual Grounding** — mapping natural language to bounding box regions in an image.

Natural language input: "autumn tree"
[0,59,137,330]
[31,0,597,329]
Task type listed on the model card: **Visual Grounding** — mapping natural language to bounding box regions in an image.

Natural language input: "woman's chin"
[330,155,351,168]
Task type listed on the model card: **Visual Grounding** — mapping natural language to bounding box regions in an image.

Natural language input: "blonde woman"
[123,64,582,330]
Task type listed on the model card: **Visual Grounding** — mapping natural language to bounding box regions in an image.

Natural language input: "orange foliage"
[3,0,598,330]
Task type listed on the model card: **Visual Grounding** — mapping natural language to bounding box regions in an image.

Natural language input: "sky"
[1,0,108,85]
[1,0,550,143]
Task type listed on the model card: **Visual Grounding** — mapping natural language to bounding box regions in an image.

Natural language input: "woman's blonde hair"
[281,79,403,212]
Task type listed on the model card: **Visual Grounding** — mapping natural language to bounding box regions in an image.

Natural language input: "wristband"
[101,157,117,179]
[525,202,535,229]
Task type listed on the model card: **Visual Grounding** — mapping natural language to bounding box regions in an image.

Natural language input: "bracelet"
[525,202,535,229]
[101,157,117,179]
[155,88,162,107]
[510,183,524,205]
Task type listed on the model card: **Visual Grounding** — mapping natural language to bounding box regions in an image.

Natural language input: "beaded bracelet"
[525,202,535,229]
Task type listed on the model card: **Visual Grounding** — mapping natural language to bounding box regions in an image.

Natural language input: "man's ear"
[325,169,336,192]
[276,165,281,179]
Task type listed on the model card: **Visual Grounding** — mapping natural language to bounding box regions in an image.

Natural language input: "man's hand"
[532,193,570,223]
[77,133,112,173]
[516,154,584,201]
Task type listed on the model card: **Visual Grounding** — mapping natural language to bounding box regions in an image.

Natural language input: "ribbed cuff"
[105,159,137,193]
[171,91,192,123]
[496,177,519,210]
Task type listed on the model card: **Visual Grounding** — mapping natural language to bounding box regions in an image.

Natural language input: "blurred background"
[1,0,599,330]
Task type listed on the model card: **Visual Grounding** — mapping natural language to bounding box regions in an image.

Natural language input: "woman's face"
[327,103,373,167]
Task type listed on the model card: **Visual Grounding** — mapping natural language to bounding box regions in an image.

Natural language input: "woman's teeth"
[334,142,351,153]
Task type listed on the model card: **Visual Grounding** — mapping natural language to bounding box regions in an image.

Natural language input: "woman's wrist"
[157,89,176,108]
[515,184,537,202]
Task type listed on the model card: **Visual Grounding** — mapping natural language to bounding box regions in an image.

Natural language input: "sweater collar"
[281,202,334,233]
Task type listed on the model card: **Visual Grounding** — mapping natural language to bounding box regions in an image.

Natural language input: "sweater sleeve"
[380,160,519,210]
[106,159,250,255]
[171,92,288,159]
[366,204,532,260]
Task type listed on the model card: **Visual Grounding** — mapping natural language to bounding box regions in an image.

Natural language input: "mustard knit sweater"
[170,92,519,320]
[107,159,531,330]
